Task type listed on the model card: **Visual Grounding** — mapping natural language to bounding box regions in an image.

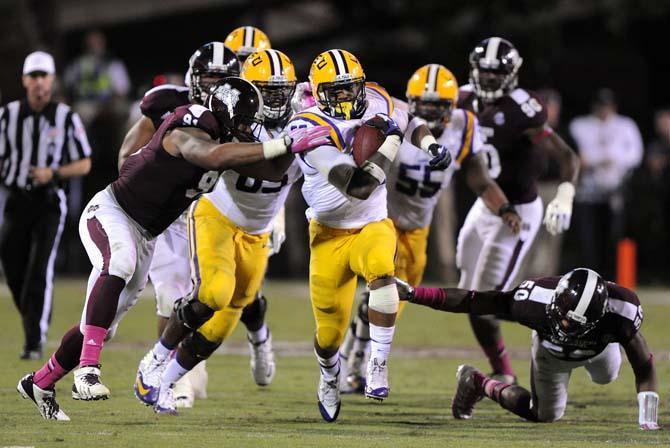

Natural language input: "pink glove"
[287,125,331,153]
[291,81,316,112]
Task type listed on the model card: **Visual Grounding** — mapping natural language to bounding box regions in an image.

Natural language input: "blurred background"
[1,0,669,284]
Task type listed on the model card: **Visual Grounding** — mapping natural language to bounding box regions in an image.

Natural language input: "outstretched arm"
[118,116,156,171]
[622,332,660,430]
[165,126,330,172]
[463,153,521,234]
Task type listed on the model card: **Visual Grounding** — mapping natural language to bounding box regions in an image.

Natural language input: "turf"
[0,280,668,447]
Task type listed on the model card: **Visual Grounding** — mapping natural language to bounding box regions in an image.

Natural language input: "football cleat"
[452,364,484,419]
[249,332,276,386]
[173,376,194,409]
[154,385,178,415]
[317,372,341,423]
[364,357,389,401]
[17,373,70,421]
[72,365,110,401]
[20,348,43,361]
[134,350,170,406]
[345,350,366,394]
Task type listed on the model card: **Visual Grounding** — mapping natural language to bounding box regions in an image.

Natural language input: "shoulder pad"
[289,111,344,150]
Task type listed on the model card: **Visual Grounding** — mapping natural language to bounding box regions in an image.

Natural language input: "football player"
[288,49,452,421]
[134,53,302,414]
[16,78,329,421]
[340,64,522,392]
[118,41,239,408]
[457,37,579,383]
[396,268,660,430]
[224,26,272,63]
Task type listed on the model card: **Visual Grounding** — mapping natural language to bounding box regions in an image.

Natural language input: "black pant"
[0,187,66,352]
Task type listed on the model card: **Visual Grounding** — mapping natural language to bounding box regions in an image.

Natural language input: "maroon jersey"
[140,84,190,129]
[492,277,641,361]
[459,86,548,203]
[112,104,221,237]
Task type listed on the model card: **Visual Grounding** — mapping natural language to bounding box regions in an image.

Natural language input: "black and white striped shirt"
[0,100,91,190]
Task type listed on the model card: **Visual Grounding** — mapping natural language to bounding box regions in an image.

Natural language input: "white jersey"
[205,126,302,234]
[387,108,481,230]
[289,83,411,229]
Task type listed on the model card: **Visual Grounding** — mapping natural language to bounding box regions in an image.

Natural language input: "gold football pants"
[188,198,270,344]
[309,218,397,351]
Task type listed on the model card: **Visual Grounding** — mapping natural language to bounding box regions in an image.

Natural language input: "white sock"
[369,323,395,360]
[153,339,172,360]
[315,350,340,381]
[161,358,190,390]
[248,324,269,344]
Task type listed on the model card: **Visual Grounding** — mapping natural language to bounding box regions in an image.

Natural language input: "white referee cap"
[23,51,55,75]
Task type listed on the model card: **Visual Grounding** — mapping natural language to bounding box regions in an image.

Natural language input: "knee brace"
[368,283,399,314]
[174,296,215,330]
[240,292,268,330]
[357,292,370,325]
[182,331,221,361]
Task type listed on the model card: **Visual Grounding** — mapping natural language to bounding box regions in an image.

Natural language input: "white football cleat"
[364,357,389,401]
[317,372,341,423]
[249,332,276,386]
[134,350,170,406]
[154,384,178,415]
[72,365,110,401]
[17,373,70,421]
[173,375,194,408]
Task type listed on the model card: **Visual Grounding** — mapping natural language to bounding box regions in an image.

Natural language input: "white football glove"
[267,206,286,257]
[638,391,661,430]
[290,81,315,113]
[543,182,575,236]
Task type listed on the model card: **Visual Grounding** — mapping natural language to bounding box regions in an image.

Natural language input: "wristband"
[377,135,401,161]
[361,160,386,184]
[638,391,659,427]
[262,138,288,159]
[420,134,438,152]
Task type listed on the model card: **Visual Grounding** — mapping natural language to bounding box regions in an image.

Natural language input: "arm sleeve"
[66,111,92,162]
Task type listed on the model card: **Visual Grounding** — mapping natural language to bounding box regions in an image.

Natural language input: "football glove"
[427,143,452,170]
[285,125,331,153]
[543,182,575,235]
[267,207,286,257]
[395,277,415,301]
[365,114,404,140]
[290,81,316,113]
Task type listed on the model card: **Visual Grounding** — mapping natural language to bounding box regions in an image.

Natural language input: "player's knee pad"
[240,293,267,325]
[316,326,344,352]
[174,296,215,330]
[536,401,565,423]
[368,283,399,314]
[182,331,221,361]
[365,252,395,281]
[356,292,369,325]
[589,370,619,385]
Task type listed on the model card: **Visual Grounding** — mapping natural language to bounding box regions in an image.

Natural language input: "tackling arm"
[118,116,156,171]
[622,332,660,430]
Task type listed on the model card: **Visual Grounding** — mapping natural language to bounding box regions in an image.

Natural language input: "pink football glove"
[291,81,316,112]
[287,125,331,154]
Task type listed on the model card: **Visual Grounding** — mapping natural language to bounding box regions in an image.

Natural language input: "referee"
[0,51,92,360]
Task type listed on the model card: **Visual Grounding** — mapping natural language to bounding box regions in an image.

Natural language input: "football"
[352,122,386,166]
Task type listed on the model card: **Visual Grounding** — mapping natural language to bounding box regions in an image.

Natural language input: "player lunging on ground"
[396,268,660,430]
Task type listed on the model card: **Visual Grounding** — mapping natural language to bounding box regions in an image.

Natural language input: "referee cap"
[23,51,55,75]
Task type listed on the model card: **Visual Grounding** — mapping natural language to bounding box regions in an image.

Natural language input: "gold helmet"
[406,64,458,131]
[309,49,366,120]
[224,26,272,61]
[242,49,297,129]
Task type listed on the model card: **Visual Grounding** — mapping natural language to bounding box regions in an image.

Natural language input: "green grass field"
[1,280,669,447]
